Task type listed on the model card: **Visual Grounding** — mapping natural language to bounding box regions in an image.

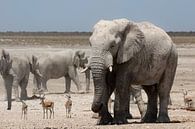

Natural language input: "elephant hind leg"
[64,75,71,93]
[141,84,158,123]
[157,49,178,123]
[20,77,29,100]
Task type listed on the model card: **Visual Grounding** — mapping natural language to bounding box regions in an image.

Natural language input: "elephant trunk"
[90,50,113,113]
[91,62,106,113]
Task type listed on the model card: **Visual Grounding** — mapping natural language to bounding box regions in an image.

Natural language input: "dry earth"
[0,43,195,129]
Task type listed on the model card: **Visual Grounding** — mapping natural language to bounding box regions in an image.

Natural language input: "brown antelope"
[40,94,54,119]
[21,100,28,120]
[65,94,72,118]
[182,89,193,107]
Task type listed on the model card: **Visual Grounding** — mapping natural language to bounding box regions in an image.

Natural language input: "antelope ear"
[117,23,145,64]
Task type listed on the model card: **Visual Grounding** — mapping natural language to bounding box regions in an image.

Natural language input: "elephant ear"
[73,51,80,67]
[117,22,145,64]
[1,49,10,61]
[1,49,12,74]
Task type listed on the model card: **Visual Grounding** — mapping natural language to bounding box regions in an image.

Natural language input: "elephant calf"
[33,50,90,93]
[0,49,38,110]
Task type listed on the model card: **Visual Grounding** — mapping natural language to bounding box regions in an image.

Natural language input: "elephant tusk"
[80,67,89,73]
[109,66,112,72]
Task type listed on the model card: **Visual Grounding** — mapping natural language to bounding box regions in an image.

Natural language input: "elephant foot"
[21,93,28,100]
[140,110,146,119]
[7,107,11,110]
[97,112,114,125]
[126,113,133,119]
[114,112,128,125]
[156,113,170,123]
[141,112,157,123]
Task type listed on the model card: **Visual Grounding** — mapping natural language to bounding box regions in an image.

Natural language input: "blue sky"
[0,0,195,32]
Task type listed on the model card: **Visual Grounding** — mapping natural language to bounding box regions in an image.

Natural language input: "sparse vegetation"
[1,32,195,46]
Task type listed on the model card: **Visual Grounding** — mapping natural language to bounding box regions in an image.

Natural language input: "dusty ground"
[0,43,195,129]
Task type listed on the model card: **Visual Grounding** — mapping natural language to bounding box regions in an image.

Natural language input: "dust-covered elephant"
[86,19,178,124]
[33,49,90,93]
[0,49,39,110]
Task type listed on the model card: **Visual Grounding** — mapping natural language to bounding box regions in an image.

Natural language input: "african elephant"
[33,50,90,93]
[0,49,40,110]
[86,19,178,124]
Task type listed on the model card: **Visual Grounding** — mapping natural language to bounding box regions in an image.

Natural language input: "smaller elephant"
[0,49,38,110]
[33,50,89,93]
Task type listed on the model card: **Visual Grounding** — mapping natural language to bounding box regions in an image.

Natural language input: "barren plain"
[0,35,195,129]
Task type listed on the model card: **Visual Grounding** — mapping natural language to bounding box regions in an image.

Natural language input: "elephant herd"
[1,18,178,125]
[0,49,90,110]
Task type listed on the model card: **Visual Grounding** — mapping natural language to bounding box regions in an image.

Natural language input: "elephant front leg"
[85,69,90,93]
[114,72,130,124]
[97,86,114,125]
[33,76,42,93]
[124,87,133,119]
[41,80,48,93]
[20,77,29,100]
[3,76,13,110]
[98,104,113,125]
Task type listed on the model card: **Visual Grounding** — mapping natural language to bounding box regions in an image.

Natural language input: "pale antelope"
[40,94,54,119]
[65,95,72,118]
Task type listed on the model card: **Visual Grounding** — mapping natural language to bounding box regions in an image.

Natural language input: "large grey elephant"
[86,19,178,124]
[0,49,40,110]
[33,50,90,93]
